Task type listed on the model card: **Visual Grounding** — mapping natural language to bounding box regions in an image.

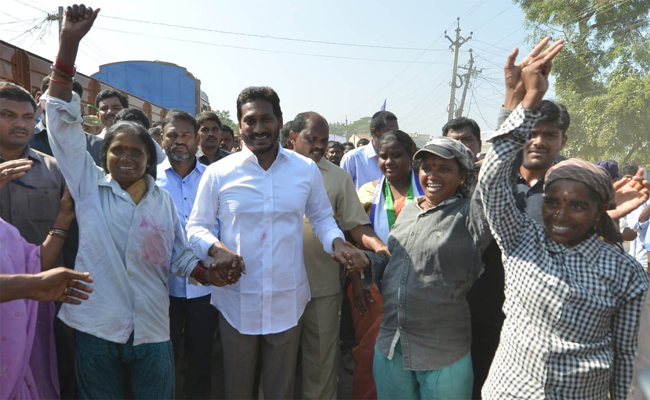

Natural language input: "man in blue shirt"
[156,109,216,399]
[340,110,398,190]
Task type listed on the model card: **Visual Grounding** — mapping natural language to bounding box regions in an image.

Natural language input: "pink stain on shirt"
[139,215,169,267]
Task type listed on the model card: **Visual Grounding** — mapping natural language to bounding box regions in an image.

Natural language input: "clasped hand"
[207,244,245,286]
[332,239,371,272]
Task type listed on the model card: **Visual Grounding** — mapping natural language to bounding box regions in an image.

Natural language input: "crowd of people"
[2,4,650,400]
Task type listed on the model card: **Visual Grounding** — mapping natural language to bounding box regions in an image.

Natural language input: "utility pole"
[46,6,64,43]
[455,49,482,118]
[445,18,472,122]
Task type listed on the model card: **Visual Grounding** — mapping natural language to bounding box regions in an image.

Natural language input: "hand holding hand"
[0,159,32,190]
[208,243,246,285]
[332,240,370,272]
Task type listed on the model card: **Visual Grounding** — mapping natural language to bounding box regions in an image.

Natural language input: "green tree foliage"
[213,110,238,132]
[329,117,372,139]
[515,0,650,165]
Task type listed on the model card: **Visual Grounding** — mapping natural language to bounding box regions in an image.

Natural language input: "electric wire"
[100,15,448,52]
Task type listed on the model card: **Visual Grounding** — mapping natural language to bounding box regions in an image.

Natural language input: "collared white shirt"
[186,145,344,335]
[157,157,214,299]
[46,93,201,346]
[627,199,650,266]
[340,143,382,190]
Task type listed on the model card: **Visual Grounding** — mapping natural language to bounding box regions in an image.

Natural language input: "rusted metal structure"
[0,39,168,122]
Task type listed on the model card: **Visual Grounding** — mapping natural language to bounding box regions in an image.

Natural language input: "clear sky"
[2,0,553,137]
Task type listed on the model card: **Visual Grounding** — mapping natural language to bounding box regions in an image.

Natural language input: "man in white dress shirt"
[186,86,363,399]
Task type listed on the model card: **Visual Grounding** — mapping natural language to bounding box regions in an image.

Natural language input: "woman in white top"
[45,5,224,399]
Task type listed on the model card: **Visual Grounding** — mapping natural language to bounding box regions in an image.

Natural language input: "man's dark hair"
[619,162,639,177]
[161,109,198,135]
[152,119,164,128]
[0,81,37,111]
[95,89,128,109]
[441,117,481,142]
[196,111,222,128]
[279,121,293,148]
[377,130,418,158]
[343,142,354,150]
[41,76,84,97]
[536,100,570,135]
[221,124,235,140]
[115,108,151,129]
[357,138,370,147]
[291,112,329,135]
[327,141,344,152]
[149,126,162,139]
[100,121,157,179]
[236,86,282,121]
[369,110,398,134]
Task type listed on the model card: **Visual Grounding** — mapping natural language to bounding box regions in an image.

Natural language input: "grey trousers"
[219,313,303,400]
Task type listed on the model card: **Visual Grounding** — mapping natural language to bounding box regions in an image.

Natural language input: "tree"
[515,0,650,165]
[329,117,372,140]
[213,110,238,132]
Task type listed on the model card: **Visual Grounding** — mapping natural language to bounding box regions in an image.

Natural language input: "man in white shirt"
[156,110,215,400]
[186,86,363,399]
[340,110,399,189]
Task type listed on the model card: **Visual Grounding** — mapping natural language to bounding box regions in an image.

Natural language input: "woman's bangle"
[53,57,77,76]
[50,65,75,81]
[192,264,210,286]
[48,228,68,239]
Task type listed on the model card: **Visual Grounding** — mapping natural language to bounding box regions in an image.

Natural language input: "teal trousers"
[75,331,174,399]
[373,341,473,399]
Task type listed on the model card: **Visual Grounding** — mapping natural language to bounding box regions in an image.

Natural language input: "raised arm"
[478,108,536,250]
[478,38,563,250]
[48,5,99,103]
[607,169,650,222]
[46,5,103,201]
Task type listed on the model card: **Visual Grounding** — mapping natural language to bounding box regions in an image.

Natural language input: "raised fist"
[60,4,100,42]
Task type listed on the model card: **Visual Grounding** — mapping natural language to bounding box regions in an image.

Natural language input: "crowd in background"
[2,5,650,400]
